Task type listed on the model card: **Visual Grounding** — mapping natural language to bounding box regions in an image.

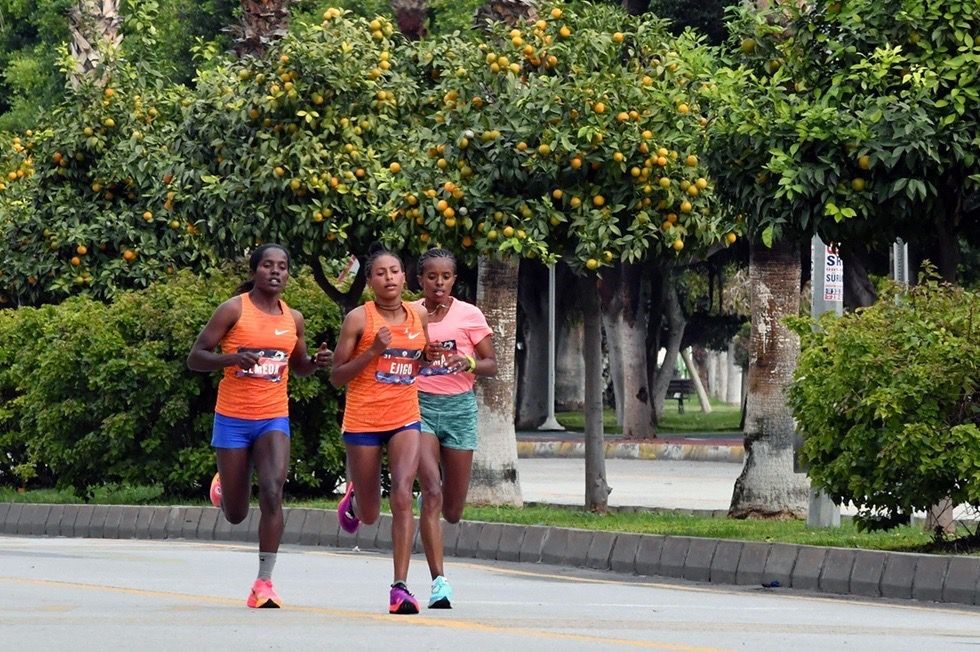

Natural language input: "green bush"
[788,273,980,531]
[0,267,344,499]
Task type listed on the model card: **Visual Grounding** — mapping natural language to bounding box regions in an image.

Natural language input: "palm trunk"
[68,0,122,89]
[391,0,428,40]
[233,0,291,58]
[729,237,809,518]
[469,257,523,506]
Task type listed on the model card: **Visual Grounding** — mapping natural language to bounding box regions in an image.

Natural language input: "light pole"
[538,264,565,431]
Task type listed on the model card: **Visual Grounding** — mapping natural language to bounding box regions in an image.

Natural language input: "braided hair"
[234,243,290,295]
[364,242,403,276]
[417,247,457,275]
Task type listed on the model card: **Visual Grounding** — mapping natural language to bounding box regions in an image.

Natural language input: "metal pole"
[801,235,842,528]
[538,264,564,431]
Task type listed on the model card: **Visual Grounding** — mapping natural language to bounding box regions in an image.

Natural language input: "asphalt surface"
[4,536,979,650]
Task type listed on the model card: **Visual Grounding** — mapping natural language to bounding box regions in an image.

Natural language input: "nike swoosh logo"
[407,332,422,340]
[274,329,289,335]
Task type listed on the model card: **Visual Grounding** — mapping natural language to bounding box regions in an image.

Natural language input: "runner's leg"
[417,433,445,579]
[440,447,474,524]
[215,448,252,524]
[387,428,421,583]
[251,430,290,553]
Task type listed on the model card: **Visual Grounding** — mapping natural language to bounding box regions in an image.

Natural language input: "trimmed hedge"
[0,267,344,499]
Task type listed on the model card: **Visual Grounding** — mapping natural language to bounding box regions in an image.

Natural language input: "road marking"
[0,576,727,651]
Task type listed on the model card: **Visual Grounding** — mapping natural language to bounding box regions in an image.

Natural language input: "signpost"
[800,235,842,528]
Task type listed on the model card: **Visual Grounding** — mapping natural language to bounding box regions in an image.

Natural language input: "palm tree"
[728,238,809,518]
[391,0,428,40]
[67,0,123,89]
[231,0,291,58]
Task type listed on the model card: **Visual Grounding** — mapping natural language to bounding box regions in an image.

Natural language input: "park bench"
[667,377,696,414]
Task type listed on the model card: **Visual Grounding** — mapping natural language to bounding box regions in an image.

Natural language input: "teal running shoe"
[428,575,453,609]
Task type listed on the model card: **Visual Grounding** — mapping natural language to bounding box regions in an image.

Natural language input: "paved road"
[3,537,978,650]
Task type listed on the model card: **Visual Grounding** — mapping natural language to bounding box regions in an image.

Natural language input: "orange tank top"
[341,301,423,432]
[215,293,297,419]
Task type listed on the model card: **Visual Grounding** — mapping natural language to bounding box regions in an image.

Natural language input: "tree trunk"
[706,350,718,397]
[474,0,538,29]
[652,274,686,420]
[232,0,291,58]
[839,242,878,310]
[68,0,122,89]
[579,275,610,512]
[555,318,585,410]
[729,238,809,519]
[599,263,654,437]
[622,0,651,15]
[726,341,742,404]
[515,261,549,428]
[469,257,523,506]
[391,0,428,40]
[680,348,711,413]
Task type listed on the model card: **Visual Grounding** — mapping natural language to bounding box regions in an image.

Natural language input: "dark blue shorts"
[342,421,421,446]
[212,413,291,449]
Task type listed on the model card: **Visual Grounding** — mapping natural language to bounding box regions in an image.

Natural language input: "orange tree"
[388,2,736,442]
[167,9,426,310]
[393,2,735,268]
[0,72,218,306]
[703,0,979,518]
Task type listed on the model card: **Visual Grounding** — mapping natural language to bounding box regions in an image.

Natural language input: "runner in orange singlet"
[329,246,434,615]
[187,244,332,609]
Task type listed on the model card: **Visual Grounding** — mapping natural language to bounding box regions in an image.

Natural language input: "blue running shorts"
[211,413,291,449]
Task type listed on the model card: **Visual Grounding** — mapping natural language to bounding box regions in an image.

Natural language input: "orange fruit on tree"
[70,256,81,266]
[503,226,515,238]
[726,232,737,244]
[857,155,871,170]
[672,239,684,251]
[389,162,401,173]
[612,32,624,43]
[593,102,605,114]
[122,250,137,262]
[585,258,599,271]
[685,154,698,167]
[592,194,605,207]
[76,245,88,255]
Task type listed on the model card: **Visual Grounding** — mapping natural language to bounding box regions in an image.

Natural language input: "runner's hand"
[370,326,392,354]
[232,350,260,370]
[312,343,333,368]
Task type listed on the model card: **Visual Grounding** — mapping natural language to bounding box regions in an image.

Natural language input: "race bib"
[234,348,289,382]
[420,340,457,376]
[375,348,423,385]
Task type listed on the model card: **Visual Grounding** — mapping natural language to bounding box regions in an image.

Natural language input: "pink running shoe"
[209,472,222,508]
[389,583,419,615]
[246,578,282,609]
[338,481,360,533]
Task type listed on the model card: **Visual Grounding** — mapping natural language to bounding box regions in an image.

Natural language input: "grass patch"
[556,398,742,435]
[5,485,972,554]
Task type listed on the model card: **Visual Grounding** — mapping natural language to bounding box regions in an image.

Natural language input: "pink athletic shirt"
[414,298,492,395]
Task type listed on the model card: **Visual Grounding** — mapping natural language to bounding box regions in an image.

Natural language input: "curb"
[516,440,744,462]
[2,502,977,608]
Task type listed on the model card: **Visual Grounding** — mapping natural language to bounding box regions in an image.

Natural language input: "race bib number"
[420,340,457,376]
[375,348,423,385]
[235,348,289,383]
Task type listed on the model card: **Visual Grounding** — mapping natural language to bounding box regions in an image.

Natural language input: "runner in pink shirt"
[414,248,497,609]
